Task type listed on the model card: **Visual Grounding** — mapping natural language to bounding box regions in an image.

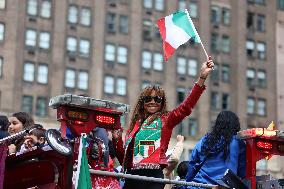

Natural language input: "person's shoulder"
[199,135,208,143]
[232,135,243,142]
[231,135,246,146]
[192,137,204,151]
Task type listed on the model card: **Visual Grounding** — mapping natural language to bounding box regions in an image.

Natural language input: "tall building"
[0,0,283,176]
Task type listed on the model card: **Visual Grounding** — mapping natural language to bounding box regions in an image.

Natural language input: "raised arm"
[166,56,214,129]
[159,57,214,165]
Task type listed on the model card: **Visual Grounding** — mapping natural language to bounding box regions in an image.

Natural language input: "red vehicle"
[3,94,129,189]
[237,127,284,189]
[220,127,284,189]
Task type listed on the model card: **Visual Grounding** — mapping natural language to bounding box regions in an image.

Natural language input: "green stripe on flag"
[172,11,200,43]
[76,136,92,189]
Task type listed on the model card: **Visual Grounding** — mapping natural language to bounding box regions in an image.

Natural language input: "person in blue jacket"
[185,110,246,188]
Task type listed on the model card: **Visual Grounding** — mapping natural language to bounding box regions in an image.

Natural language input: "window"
[79,39,90,57]
[23,62,35,82]
[255,0,265,4]
[222,8,230,25]
[257,42,266,59]
[144,0,153,9]
[66,37,77,53]
[105,44,115,62]
[0,0,5,9]
[142,80,151,89]
[257,99,266,116]
[221,35,230,53]
[104,75,114,94]
[222,93,229,110]
[119,15,129,34]
[211,92,219,110]
[0,57,3,78]
[80,8,91,26]
[256,14,265,32]
[188,118,198,136]
[68,5,78,24]
[178,0,186,11]
[0,23,4,41]
[177,57,186,75]
[142,51,152,69]
[247,97,255,114]
[211,6,220,24]
[117,46,128,64]
[177,87,186,104]
[39,32,50,49]
[78,71,88,90]
[189,2,198,18]
[25,29,37,47]
[153,53,163,71]
[36,97,47,117]
[257,70,266,88]
[278,0,284,10]
[155,0,164,11]
[246,40,254,57]
[66,37,91,57]
[188,59,197,76]
[106,12,116,33]
[247,12,254,29]
[210,64,219,82]
[143,19,153,41]
[221,65,230,82]
[40,0,51,18]
[211,33,219,53]
[116,77,127,96]
[37,64,48,84]
[65,69,76,88]
[246,68,255,87]
[22,95,33,114]
[27,0,38,16]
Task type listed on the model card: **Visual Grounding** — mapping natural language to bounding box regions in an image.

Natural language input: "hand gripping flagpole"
[185,9,209,60]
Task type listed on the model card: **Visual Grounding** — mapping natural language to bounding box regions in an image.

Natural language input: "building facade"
[0,0,283,176]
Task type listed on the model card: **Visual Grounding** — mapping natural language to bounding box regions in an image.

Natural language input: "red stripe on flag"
[163,41,176,61]
[157,18,176,61]
[157,18,166,40]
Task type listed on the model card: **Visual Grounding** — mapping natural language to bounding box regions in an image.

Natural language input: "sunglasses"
[143,96,163,103]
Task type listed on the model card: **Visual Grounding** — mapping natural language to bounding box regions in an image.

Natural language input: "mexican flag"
[157,10,201,61]
[75,135,92,189]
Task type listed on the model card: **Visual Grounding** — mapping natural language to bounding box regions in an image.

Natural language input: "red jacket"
[114,83,205,171]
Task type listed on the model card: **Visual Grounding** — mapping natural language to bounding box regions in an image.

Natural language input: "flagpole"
[185,9,209,60]
[87,169,218,188]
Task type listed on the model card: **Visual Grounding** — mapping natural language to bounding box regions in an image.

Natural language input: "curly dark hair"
[128,85,168,133]
[202,111,241,159]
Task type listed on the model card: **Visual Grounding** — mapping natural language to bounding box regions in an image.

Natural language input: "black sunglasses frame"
[143,96,163,103]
